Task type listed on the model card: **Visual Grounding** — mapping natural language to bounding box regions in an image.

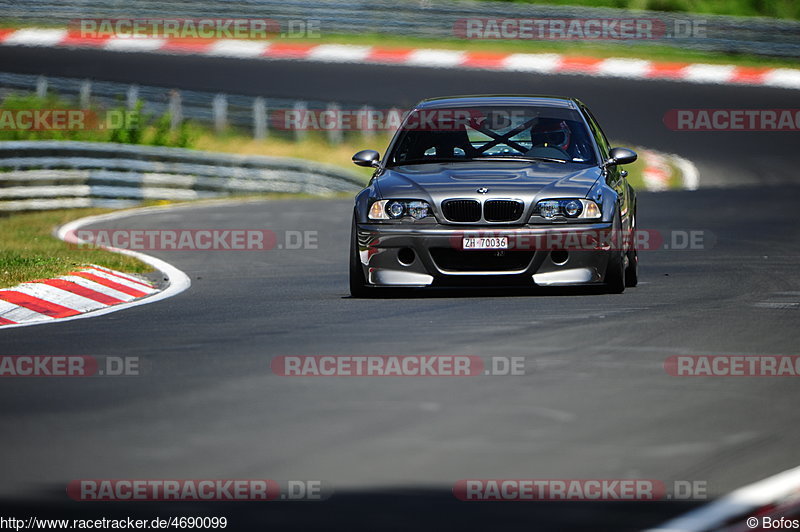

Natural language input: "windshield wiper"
[472,156,568,164]
[390,158,475,166]
[390,156,570,167]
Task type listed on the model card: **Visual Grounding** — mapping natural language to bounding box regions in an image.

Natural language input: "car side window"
[581,106,611,162]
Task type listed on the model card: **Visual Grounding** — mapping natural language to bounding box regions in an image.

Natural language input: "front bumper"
[356,222,616,287]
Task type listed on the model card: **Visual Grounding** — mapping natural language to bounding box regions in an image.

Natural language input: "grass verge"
[467,0,800,20]
[193,132,382,183]
[0,208,151,288]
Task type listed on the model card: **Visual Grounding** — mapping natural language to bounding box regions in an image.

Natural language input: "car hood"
[376,161,602,201]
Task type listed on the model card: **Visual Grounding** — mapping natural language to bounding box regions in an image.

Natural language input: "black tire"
[605,249,626,294]
[604,212,626,293]
[349,215,371,298]
[625,211,638,288]
[625,247,638,287]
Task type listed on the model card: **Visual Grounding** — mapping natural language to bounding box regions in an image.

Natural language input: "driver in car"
[526,117,592,162]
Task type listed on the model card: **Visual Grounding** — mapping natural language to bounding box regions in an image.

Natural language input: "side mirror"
[352,150,381,168]
[607,147,637,166]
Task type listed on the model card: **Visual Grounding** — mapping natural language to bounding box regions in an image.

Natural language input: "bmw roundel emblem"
[477,187,489,194]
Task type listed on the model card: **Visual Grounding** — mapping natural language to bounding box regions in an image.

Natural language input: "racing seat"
[404,128,477,160]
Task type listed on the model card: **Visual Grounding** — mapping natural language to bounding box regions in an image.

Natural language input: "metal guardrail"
[0,0,798,57]
[0,141,364,211]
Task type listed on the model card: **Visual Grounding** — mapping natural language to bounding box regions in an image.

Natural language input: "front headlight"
[533,199,601,220]
[387,200,405,218]
[407,201,430,220]
[368,199,433,220]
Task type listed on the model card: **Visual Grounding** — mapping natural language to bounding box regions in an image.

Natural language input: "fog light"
[551,250,569,265]
[398,247,416,265]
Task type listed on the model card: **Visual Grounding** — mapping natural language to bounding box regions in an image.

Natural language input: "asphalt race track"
[1,46,799,531]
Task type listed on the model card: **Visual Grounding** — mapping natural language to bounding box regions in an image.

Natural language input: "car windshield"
[387,105,597,167]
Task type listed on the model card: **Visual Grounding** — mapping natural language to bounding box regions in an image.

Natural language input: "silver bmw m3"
[349,95,639,296]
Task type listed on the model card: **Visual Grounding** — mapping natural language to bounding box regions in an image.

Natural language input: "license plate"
[463,236,508,250]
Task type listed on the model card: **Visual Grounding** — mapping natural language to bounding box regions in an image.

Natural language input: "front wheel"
[625,211,638,287]
[625,247,638,287]
[349,216,371,298]
[605,212,626,294]
[605,249,626,294]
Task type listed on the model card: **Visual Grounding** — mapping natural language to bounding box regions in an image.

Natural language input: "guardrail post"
[169,90,183,131]
[213,94,228,134]
[253,97,267,140]
[326,103,343,145]
[126,85,139,110]
[79,80,91,109]
[36,76,47,99]
[293,101,308,142]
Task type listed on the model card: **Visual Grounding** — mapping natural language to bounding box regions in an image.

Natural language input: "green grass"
[619,150,646,189]
[0,208,152,288]
[617,146,685,190]
[194,131,383,182]
[0,93,201,147]
[472,0,800,20]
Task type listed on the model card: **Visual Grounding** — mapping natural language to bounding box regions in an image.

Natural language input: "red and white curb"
[1,28,799,90]
[641,149,699,191]
[0,266,157,326]
[645,465,800,532]
[0,206,191,329]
